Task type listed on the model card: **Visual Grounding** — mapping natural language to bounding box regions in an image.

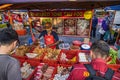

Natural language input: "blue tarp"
[105,5,120,10]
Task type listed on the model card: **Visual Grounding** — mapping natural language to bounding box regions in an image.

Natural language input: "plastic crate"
[27,48,46,62]
[58,49,78,65]
[34,62,57,80]
[43,50,60,64]
[116,58,120,64]
[11,54,27,60]
[107,64,120,71]
[53,64,72,80]
[77,50,91,64]
[20,60,40,80]
[26,53,45,62]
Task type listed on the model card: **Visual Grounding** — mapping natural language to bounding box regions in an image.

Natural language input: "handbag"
[99,27,105,34]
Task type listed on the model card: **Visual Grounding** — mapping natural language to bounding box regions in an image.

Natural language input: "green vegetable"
[107,48,118,64]
[118,49,120,59]
[0,24,7,28]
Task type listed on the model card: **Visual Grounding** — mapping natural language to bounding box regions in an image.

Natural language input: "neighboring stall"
[29,10,92,37]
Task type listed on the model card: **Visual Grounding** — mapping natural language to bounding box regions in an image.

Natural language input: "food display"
[76,19,90,36]
[78,52,91,63]
[59,50,77,64]
[64,18,76,35]
[26,53,38,58]
[107,48,118,64]
[21,62,34,79]
[15,45,30,56]
[32,46,45,59]
[44,48,61,60]
[53,18,63,34]
[33,63,55,80]
[54,65,72,80]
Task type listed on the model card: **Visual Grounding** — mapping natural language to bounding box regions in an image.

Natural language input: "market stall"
[29,10,92,37]
[0,1,120,80]
[11,41,120,80]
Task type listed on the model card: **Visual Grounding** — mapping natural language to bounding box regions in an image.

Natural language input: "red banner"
[29,10,87,17]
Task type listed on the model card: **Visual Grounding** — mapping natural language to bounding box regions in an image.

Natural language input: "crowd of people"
[91,12,117,45]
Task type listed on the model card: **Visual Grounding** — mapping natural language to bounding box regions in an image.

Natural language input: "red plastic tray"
[11,54,27,60]
[20,60,40,80]
[77,50,91,64]
[107,64,120,71]
[58,49,78,65]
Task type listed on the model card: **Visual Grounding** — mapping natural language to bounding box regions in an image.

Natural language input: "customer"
[33,20,43,33]
[0,28,22,80]
[101,12,110,40]
[67,40,120,80]
[91,14,98,38]
[38,22,59,49]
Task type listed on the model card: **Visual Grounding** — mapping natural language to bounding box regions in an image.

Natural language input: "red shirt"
[67,58,120,80]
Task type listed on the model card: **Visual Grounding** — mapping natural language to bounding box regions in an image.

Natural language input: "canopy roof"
[0,0,120,10]
[105,5,120,10]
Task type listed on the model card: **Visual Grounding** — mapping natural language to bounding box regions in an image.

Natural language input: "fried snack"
[44,48,61,60]
[15,45,30,56]
[32,46,45,59]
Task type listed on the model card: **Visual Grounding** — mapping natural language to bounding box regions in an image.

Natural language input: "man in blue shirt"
[91,14,98,38]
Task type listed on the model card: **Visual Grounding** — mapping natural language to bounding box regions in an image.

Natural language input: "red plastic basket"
[27,48,46,62]
[11,54,27,60]
[107,64,120,71]
[52,64,72,79]
[43,52,60,64]
[38,63,57,80]
[77,50,91,64]
[20,60,40,80]
[58,49,78,65]
[26,53,45,62]
[116,58,120,64]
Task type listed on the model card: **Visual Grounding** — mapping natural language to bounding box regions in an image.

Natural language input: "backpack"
[84,64,114,80]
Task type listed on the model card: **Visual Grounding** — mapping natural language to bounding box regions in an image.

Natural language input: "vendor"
[33,20,43,33]
[38,22,60,49]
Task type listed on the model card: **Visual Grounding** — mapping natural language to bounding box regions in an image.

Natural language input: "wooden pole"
[8,10,14,28]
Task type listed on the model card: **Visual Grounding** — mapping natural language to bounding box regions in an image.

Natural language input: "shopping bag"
[103,31,110,41]
[98,27,105,34]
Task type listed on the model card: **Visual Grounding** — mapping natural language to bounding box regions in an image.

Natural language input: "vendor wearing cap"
[38,22,59,49]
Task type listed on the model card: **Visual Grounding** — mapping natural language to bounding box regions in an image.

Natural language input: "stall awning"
[0,0,120,10]
[105,5,120,10]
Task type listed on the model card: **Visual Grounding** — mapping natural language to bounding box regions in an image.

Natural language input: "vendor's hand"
[59,40,64,44]
[35,39,40,42]
[46,45,49,48]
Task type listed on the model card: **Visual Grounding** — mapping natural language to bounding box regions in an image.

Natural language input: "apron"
[44,34,56,49]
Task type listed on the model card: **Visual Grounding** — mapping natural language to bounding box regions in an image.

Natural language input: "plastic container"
[21,60,40,80]
[59,43,70,50]
[72,40,81,46]
[107,64,120,71]
[81,44,90,50]
[58,49,78,65]
[77,50,91,64]
[11,54,27,60]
